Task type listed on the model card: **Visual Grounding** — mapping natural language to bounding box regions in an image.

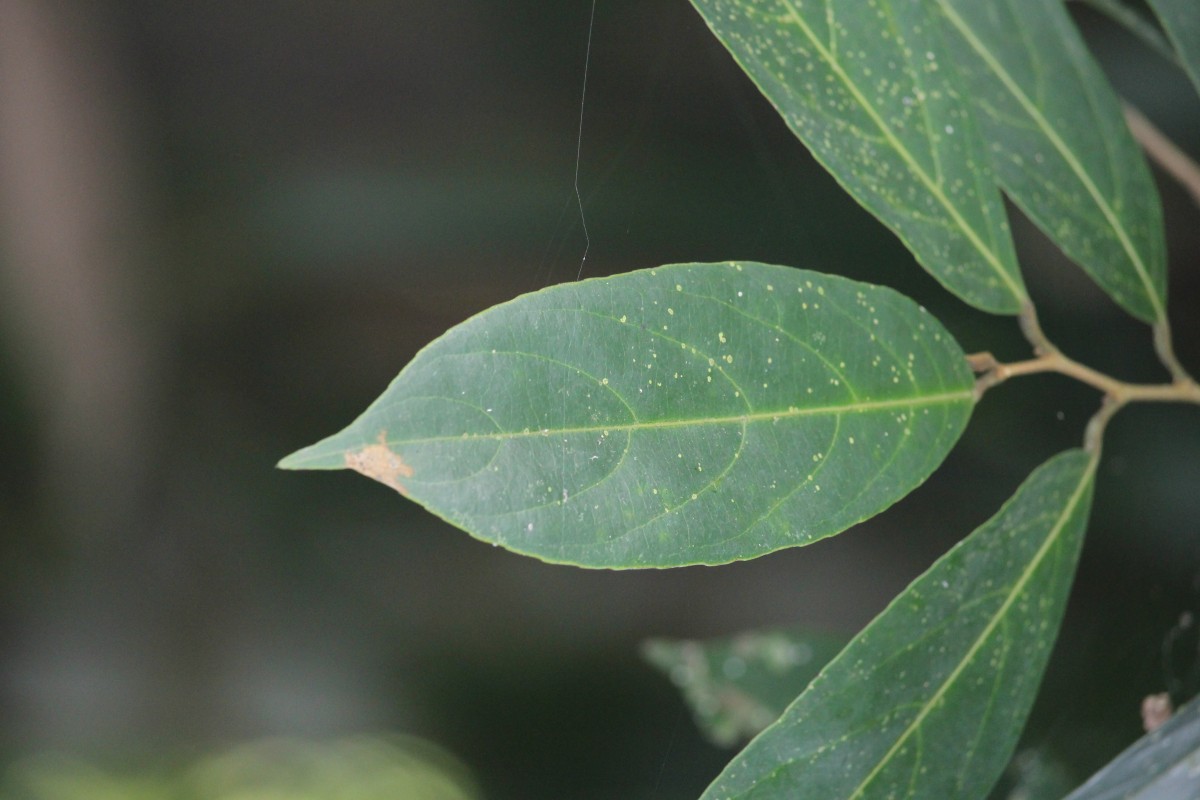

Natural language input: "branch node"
[966,352,998,374]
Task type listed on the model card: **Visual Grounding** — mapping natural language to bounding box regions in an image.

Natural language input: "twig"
[1124,102,1200,211]
[1118,104,1198,382]
[1085,397,1122,454]
[974,294,1198,455]
[1017,303,1056,356]
[969,349,1200,406]
[1153,320,1191,384]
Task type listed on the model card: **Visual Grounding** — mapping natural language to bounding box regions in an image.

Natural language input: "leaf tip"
[275,432,358,472]
[276,446,317,471]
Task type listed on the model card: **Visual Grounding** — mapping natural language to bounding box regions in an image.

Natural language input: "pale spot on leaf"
[344,432,414,496]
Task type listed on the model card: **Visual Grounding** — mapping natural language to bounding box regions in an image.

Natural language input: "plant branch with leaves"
[283,0,1200,796]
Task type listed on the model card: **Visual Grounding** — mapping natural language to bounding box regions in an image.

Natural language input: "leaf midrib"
[845,451,1097,799]
[381,389,972,448]
[932,0,1164,322]
[776,0,1025,305]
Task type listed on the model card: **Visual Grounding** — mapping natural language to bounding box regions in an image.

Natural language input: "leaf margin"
[1146,0,1200,100]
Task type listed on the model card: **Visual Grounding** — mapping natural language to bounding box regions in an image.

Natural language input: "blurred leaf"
[1,736,480,800]
[1147,0,1200,99]
[2,755,171,800]
[186,736,479,800]
[1064,693,1200,799]
[702,449,1097,799]
[642,629,848,747]
[687,0,1025,314]
[932,0,1167,323]
[998,748,1077,800]
[281,263,975,568]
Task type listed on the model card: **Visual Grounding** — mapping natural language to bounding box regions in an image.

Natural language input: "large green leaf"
[702,449,1097,799]
[1147,0,1200,100]
[688,0,1025,315]
[932,0,1167,323]
[642,629,848,746]
[279,263,974,568]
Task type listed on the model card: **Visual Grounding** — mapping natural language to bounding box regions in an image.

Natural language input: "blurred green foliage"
[643,628,846,747]
[2,736,479,800]
[0,2,1198,797]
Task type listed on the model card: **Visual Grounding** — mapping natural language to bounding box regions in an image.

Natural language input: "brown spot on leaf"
[344,431,413,495]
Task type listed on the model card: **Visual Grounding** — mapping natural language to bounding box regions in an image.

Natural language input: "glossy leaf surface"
[932,0,1167,323]
[280,263,974,568]
[1148,0,1200,99]
[643,629,847,746]
[688,0,1025,314]
[703,449,1097,798]
[1065,693,1200,799]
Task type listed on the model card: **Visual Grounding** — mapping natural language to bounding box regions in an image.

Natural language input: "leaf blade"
[280,263,975,568]
[702,449,1098,798]
[1147,0,1200,100]
[687,0,1025,314]
[932,0,1167,323]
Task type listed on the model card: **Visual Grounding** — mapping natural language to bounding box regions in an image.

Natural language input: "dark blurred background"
[0,2,1198,797]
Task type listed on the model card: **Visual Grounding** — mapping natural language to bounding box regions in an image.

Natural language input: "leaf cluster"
[282,1,1200,796]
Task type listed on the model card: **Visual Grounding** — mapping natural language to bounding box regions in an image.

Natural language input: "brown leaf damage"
[344,431,413,495]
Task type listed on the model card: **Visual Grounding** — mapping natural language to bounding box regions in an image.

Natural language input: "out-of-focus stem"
[1124,102,1200,211]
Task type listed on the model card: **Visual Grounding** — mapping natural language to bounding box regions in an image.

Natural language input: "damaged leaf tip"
[344,431,413,495]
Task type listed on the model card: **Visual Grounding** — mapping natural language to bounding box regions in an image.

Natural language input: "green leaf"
[1064,692,1200,799]
[931,0,1167,324]
[642,629,848,747]
[1147,0,1200,100]
[702,449,1097,799]
[279,262,975,568]
[687,0,1025,315]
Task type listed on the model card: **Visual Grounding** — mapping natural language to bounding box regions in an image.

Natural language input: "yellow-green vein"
[381,389,973,448]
